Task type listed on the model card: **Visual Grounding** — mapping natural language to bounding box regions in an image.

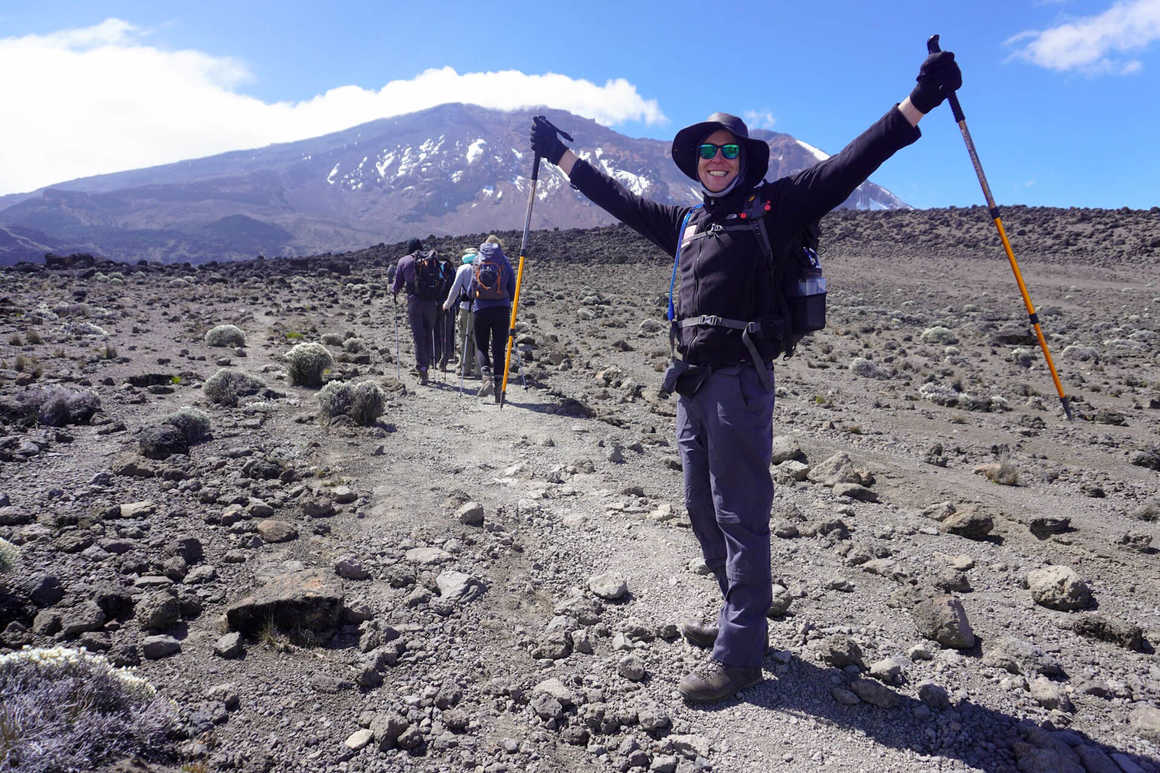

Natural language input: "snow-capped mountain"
[0,103,908,264]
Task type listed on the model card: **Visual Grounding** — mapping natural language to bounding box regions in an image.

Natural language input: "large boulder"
[225,569,344,641]
[912,594,976,649]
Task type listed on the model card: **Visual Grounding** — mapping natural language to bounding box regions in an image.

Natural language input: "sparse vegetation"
[0,537,17,574]
[204,323,247,348]
[319,379,385,425]
[164,406,212,443]
[285,342,334,388]
[0,647,176,771]
[203,368,265,406]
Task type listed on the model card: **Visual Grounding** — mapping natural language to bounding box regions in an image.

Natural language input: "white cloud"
[0,19,667,195]
[1007,0,1160,74]
[742,110,778,130]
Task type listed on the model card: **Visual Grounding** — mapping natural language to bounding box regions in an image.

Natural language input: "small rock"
[589,572,628,601]
[344,728,374,750]
[849,678,899,708]
[455,502,485,526]
[911,594,975,649]
[1030,677,1074,712]
[141,634,181,659]
[213,632,243,659]
[617,654,647,682]
[256,520,298,543]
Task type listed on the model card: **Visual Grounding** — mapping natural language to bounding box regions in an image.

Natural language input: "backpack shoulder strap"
[667,205,702,322]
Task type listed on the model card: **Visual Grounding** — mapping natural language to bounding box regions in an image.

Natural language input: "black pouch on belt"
[660,359,712,399]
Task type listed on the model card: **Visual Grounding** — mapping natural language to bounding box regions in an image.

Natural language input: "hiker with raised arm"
[391,238,442,385]
[530,49,961,703]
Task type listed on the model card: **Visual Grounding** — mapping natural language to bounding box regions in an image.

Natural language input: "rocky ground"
[1,207,1160,773]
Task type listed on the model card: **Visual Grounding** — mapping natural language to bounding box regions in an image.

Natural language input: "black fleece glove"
[909,51,962,113]
[530,116,568,165]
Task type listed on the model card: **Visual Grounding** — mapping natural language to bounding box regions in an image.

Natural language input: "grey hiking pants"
[406,296,439,372]
[457,306,482,376]
[675,364,775,669]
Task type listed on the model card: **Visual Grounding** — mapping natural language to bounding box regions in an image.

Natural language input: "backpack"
[410,250,444,301]
[666,194,826,361]
[473,253,509,302]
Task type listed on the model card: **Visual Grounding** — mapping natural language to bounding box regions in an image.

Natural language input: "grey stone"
[819,634,864,669]
[831,687,861,705]
[1073,745,1121,773]
[833,483,879,502]
[941,509,994,540]
[1030,677,1074,712]
[1130,703,1160,742]
[589,572,628,600]
[917,681,952,710]
[256,519,298,543]
[344,728,373,750]
[1027,565,1093,611]
[849,678,899,708]
[370,711,409,750]
[617,654,647,682]
[912,594,975,649]
[869,658,903,685]
[138,425,188,460]
[1069,613,1145,651]
[213,632,243,659]
[770,435,805,464]
[225,569,344,637]
[405,547,451,565]
[60,601,106,638]
[141,634,181,659]
[436,570,485,603]
[335,556,371,580]
[135,591,180,631]
[455,501,485,526]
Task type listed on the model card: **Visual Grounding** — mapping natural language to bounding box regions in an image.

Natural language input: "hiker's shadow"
[697,650,1157,772]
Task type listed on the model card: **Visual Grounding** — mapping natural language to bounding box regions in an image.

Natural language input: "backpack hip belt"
[675,315,772,391]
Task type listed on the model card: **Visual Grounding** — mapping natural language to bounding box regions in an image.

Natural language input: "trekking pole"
[393,300,400,382]
[927,35,1072,420]
[458,309,470,395]
[499,116,572,409]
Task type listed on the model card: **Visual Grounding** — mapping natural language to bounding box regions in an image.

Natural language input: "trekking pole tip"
[1060,396,1073,421]
[927,34,941,54]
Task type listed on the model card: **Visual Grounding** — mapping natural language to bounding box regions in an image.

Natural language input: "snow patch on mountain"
[796,140,830,162]
[466,139,486,165]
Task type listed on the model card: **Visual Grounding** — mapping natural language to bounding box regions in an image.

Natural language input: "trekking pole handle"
[926,35,966,123]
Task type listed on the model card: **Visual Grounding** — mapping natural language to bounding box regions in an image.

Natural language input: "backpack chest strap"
[675,315,772,390]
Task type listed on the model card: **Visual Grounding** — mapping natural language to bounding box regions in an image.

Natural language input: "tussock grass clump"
[0,537,17,574]
[204,324,246,348]
[318,381,353,418]
[285,342,334,388]
[25,329,43,345]
[163,406,211,443]
[0,647,176,771]
[203,368,265,407]
[318,380,385,425]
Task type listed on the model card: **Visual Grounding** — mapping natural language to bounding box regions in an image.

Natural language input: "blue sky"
[2,0,1158,209]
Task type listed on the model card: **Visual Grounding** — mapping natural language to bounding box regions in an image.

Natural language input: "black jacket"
[569,107,920,366]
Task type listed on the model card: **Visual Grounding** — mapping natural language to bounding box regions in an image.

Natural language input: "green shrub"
[285,342,334,388]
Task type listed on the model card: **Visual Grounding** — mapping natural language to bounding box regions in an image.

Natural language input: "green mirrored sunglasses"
[697,143,741,160]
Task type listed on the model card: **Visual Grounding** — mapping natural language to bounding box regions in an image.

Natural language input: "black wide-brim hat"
[671,112,770,184]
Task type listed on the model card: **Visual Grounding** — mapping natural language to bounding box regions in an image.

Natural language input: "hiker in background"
[531,50,961,703]
[443,247,483,380]
[434,250,458,372]
[469,238,515,402]
[391,238,443,385]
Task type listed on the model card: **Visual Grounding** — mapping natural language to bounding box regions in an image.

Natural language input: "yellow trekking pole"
[928,35,1072,420]
[499,117,571,408]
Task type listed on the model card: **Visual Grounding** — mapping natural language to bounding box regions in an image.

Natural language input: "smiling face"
[697,129,741,193]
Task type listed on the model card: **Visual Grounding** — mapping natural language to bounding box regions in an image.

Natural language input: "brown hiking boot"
[680,619,719,649]
[678,658,763,704]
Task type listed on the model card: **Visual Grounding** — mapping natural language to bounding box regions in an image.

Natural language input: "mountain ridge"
[0,103,910,265]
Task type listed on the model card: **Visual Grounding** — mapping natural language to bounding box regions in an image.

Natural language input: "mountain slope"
[0,104,908,265]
